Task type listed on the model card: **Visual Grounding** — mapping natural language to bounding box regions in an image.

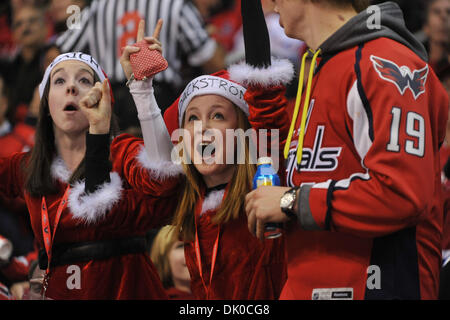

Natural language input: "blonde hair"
[172,106,256,242]
[150,225,179,288]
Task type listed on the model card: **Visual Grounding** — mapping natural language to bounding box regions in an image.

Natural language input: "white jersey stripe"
[346,80,373,168]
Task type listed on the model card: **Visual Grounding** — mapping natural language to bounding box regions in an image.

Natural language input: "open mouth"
[197,141,216,157]
[64,103,78,112]
[22,29,32,37]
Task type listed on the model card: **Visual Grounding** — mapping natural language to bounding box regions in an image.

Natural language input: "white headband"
[39,52,106,98]
[178,75,249,127]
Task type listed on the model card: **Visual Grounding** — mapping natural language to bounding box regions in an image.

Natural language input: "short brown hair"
[310,0,370,13]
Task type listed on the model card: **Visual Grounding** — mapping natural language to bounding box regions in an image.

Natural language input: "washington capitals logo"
[370,55,429,100]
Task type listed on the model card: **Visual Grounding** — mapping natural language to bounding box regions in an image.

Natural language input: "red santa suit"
[0,50,178,299]
[111,62,293,299]
[0,149,177,299]
[249,3,448,300]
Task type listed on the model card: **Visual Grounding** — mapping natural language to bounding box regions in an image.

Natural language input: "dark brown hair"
[24,74,119,197]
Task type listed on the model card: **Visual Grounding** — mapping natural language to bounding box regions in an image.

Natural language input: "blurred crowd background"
[0,0,448,300]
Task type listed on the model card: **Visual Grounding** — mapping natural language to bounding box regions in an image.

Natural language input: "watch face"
[281,193,295,209]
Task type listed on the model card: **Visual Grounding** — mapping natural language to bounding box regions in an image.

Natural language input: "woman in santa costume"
[0,52,176,299]
[109,1,293,299]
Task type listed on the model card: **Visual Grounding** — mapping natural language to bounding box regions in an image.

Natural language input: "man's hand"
[245,186,291,240]
[79,80,112,134]
[119,19,163,80]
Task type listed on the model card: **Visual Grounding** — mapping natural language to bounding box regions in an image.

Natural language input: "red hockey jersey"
[280,3,448,300]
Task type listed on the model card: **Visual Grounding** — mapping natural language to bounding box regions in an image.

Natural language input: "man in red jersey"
[245,0,449,300]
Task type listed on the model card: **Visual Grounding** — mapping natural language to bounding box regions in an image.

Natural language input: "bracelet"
[126,73,149,87]
[126,73,135,87]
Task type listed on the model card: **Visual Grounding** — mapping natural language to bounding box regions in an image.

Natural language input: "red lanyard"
[193,187,227,299]
[40,186,70,297]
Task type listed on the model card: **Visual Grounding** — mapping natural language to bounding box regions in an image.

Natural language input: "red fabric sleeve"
[0,153,27,200]
[110,134,181,197]
[245,85,290,142]
[245,85,290,179]
[101,187,177,231]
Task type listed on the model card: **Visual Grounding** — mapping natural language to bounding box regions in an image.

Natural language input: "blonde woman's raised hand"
[119,19,163,81]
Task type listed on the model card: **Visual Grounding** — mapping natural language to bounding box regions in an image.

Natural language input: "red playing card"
[129,40,168,80]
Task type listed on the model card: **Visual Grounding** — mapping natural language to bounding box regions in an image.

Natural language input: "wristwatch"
[280,187,299,219]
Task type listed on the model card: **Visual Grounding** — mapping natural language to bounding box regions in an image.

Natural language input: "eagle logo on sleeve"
[370,55,429,100]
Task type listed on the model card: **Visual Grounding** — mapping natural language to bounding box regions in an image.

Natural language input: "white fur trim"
[443,250,450,267]
[13,256,29,268]
[201,189,225,215]
[50,157,72,183]
[228,58,294,87]
[0,238,12,263]
[136,146,184,180]
[68,172,123,224]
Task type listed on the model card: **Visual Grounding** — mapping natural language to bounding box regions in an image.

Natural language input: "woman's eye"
[80,77,92,85]
[54,78,65,85]
[188,115,198,122]
[213,113,224,120]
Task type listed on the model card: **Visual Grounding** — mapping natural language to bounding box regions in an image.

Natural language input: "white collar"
[201,189,225,215]
[50,156,72,183]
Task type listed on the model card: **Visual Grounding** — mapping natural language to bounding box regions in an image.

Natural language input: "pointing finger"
[137,19,145,42]
[152,19,163,40]
[101,80,111,105]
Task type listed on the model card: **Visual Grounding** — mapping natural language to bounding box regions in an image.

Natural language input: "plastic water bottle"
[253,157,282,239]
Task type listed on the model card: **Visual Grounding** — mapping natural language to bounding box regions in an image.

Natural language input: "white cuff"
[228,58,294,87]
[68,172,123,224]
[129,78,161,120]
[443,250,450,267]
[0,238,12,264]
[200,189,225,215]
[136,146,184,180]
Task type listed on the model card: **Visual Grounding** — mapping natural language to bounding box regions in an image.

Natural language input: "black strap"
[38,236,149,270]
[85,133,112,194]
[205,183,228,196]
[241,0,271,68]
